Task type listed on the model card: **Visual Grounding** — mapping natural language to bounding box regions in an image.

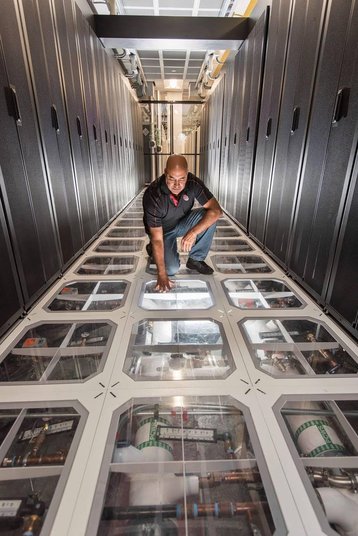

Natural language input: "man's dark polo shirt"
[143,173,214,233]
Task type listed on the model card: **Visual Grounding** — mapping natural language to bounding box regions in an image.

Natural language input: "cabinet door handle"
[333,87,350,123]
[7,85,22,126]
[291,106,300,133]
[93,124,97,141]
[266,117,272,138]
[51,105,59,132]
[234,132,237,144]
[76,116,82,138]
[246,126,250,142]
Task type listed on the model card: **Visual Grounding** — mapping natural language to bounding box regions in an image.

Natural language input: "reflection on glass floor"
[94,239,143,253]
[123,319,235,380]
[241,318,358,376]
[140,280,213,310]
[211,238,253,252]
[212,255,272,274]
[215,227,241,237]
[115,219,144,227]
[0,322,115,382]
[107,228,146,238]
[47,281,129,311]
[92,397,280,535]
[223,279,303,309]
[76,256,138,275]
[278,398,358,535]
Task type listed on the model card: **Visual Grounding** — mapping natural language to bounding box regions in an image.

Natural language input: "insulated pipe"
[317,488,358,536]
[285,402,347,457]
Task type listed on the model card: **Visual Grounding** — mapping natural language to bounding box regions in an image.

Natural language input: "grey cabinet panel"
[0,0,61,303]
[249,0,292,245]
[264,0,326,265]
[0,183,23,338]
[288,0,358,299]
[52,0,99,243]
[226,52,242,216]
[327,155,358,339]
[234,11,267,230]
[19,0,83,265]
[74,5,108,229]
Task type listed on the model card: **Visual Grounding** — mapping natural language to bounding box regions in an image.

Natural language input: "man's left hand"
[181,230,197,252]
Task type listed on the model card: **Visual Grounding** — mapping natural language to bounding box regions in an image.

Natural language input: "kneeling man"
[143,155,222,292]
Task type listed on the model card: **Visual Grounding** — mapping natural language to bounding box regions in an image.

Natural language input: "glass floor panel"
[215,227,241,237]
[212,255,272,274]
[223,279,303,309]
[107,228,146,238]
[240,318,358,376]
[120,211,143,218]
[0,322,115,382]
[123,319,235,380]
[91,397,283,535]
[140,280,214,310]
[211,238,252,252]
[76,256,138,275]
[46,281,129,312]
[216,219,233,227]
[94,239,143,253]
[115,219,144,227]
[277,397,358,535]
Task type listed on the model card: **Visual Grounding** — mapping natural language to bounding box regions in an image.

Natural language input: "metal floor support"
[0,191,358,536]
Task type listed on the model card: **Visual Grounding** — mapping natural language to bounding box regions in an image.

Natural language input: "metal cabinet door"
[249,0,292,245]
[326,154,358,340]
[0,0,61,305]
[225,52,242,216]
[52,0,99,244]
[74,5,109,229]
[264,0,326,266]
[19,0,84,266]
[288,0,358,300]
[0,178,23,338]
[235,10,267,231]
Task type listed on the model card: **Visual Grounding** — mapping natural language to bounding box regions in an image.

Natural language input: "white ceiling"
[91,0,252,89]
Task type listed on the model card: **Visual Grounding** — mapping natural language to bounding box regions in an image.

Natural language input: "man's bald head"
[165,155,188,174]
[164,155,189,195]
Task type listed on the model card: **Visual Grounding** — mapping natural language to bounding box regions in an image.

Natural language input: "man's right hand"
[155,273,175,292]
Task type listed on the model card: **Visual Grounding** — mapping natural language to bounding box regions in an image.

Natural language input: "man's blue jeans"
[163,208,216,276]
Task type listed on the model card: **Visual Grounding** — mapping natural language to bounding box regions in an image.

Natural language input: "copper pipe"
[199,470,260,487]
[2,450,67,467]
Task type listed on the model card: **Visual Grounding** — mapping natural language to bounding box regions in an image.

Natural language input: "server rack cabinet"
[0,179,23,339]
[18,0,84,267]
[218,62,235,209]
[0,0,62,306]
[288,0,358,302]
[225,51,242,217]
[74,4,109,231]
[264,0,327,266]
[326,153,358,340]
[249,0,292,246]
[52,0,99,245]
[233,10,267,231]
